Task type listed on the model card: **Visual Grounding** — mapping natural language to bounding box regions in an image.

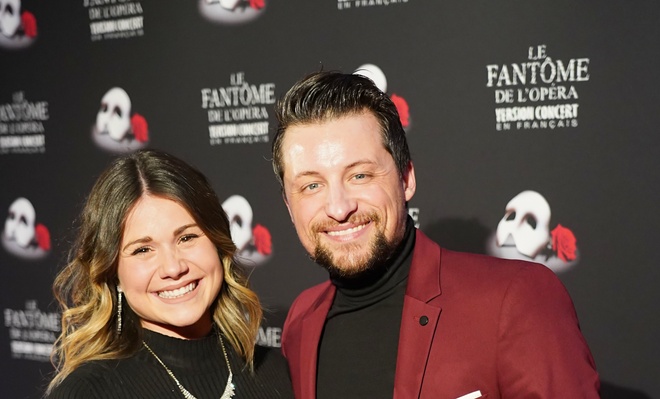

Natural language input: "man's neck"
[330,217,415,292]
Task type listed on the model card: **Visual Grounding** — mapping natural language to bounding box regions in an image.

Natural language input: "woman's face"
[117,195,224,339]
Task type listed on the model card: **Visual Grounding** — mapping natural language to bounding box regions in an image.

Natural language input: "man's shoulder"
[288,280,333,314]
[432,246,566,305]
[441,247,555,277]
[415,230,559,287]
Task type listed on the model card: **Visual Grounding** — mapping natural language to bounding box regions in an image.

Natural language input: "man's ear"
[282,190,294,223]
[403,161,417,202]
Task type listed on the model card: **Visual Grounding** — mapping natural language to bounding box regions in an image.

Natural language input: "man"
[271,71,600,399]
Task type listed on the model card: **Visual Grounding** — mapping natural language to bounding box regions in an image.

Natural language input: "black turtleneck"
[317,218,416,399]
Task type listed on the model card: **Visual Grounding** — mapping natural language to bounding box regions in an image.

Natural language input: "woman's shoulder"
[47,359,122,399]
[47,352,163,399]
[246,345,293,398]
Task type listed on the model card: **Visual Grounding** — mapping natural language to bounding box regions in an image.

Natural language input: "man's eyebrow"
[290,160,378,183]
[292,170,322,180]
[345,160,377,169]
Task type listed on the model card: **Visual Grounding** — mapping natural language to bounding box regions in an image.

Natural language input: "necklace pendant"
[220,373,235,399]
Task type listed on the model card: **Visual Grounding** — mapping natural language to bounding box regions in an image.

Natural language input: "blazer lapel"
[394,230,443,399]
[299,284,335,399]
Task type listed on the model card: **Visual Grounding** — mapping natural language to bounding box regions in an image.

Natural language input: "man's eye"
[305,183,319,191]
[354,173,366,180]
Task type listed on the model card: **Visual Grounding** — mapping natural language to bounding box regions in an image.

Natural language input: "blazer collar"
[394,229,443,399]
[406,229,443,302]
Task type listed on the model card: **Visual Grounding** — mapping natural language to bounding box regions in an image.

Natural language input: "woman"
[47,150,293,398]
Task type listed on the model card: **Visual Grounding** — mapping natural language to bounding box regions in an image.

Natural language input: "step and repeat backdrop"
[1,1,658,398]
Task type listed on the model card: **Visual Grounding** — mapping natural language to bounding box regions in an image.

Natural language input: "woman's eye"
[354,173,366,180]
[180,234,198,243]
[131,247,150,255]
[305,183,319,191]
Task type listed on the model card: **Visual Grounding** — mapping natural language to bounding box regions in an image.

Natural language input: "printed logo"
[92,87,149,153]
[486,190,579,273]
[199,0,267,25]
[84,0,144,41]
[256,309,287,348]
[354,64,411,131]
[1,197,50,260]
[487,44,590,131]
[257,324,281,348]
[408,207,420,228]
[4,300,59,362]
[222,194,272,266]
[0,91,48,154]
[0,0,37,49]
[337,0,409,11]
[201,72,275,146]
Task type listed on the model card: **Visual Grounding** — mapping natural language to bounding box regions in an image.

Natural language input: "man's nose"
[324,183,357,222]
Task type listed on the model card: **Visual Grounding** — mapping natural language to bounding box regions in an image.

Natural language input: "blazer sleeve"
[496,264,600,398]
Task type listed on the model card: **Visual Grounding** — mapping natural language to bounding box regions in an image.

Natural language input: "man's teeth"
[327,224,366,236]
[158,282,197,299]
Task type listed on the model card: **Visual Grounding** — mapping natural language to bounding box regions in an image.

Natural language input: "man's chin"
[312,249,372,278]
[312,233,394,279]
[327,260,374,279]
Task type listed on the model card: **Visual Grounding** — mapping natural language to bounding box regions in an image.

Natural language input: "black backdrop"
[1,1,658,398]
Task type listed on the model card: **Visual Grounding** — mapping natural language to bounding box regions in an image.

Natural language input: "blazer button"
[419,315,429,326]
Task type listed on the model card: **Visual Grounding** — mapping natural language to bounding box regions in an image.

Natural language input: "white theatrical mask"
[0,0,21,38]
[216,0,241,10]
[222,195,253,252]
[354,64,388,93]
[95,87,132,142]
[4,197,36,248]
[495,190,551,259]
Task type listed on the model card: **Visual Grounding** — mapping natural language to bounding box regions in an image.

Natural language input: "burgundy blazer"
[282,230,600,399]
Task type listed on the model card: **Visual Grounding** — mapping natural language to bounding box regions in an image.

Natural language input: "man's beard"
[310,214,401,278]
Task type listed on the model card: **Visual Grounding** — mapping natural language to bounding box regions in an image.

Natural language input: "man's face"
[280,111,416,277]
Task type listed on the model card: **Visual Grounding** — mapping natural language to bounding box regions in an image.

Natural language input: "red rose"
[35,223,50,251]
[250,0,265,9]
[131,114,149,142]
[21,11,37,38]
[391,94,410,128]
[551,224,577,262]
[252,224,272,255]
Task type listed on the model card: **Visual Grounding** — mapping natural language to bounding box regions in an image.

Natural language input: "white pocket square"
[456,391,483,399]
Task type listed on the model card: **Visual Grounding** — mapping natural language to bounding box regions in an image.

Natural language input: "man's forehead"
[284,135,392,182]
[285,112,380,138]
[283,133,348,175]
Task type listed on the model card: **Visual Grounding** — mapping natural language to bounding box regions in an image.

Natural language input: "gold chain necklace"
[142,335,235,399]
